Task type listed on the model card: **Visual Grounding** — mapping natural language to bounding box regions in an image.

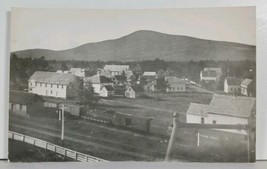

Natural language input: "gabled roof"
[225,77,242,86]
[9,90,43,105]
[104,65,130,72]
[208,94,256,118]
[204,68,222,75]
[143,72,157,76]
[102,85,114,91]
[165,76,185,84]
[29,71,76,85]
[241,79,253,87]
[201,70,217,78]
[186,103,209,117]
[84,75,113,84]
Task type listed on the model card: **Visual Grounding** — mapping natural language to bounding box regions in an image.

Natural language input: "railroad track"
[9,118,168,161]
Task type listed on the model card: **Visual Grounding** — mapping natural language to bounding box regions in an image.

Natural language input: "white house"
[200,70,217,82]
[28,71,80,99]
[165,76,186,92]
[186,94,256,135]
[103,65,133,79]
[240,79,254,96]
[204,68,222,77]
[224,77,241,94]
[125,86,144,99]
[84,75,113,94]
[100,85,115,97]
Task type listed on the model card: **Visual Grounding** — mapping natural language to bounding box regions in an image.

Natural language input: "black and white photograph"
[8,7,256,162]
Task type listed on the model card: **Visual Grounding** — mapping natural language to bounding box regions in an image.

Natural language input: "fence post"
[165,113,178,161]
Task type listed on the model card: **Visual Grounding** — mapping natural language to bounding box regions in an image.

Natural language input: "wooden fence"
[9,130,108,162]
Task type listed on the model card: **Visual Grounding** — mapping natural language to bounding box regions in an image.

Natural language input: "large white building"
[28,71,80,99]
[186,94,256,135]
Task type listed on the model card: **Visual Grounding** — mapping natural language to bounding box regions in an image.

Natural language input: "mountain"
[12,30,256,62]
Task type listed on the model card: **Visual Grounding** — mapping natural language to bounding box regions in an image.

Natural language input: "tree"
[61,62,69,71]
[79,82,99,117]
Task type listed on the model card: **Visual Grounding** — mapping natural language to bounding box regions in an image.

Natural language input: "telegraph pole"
[165,113,178,161]
[61,104,64,146]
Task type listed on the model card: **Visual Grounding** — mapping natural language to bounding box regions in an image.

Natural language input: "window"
[45,84,47,87]
[57,85,59,88]
[35,82,37,86]
[46,90,48,95]
[201,117,205,124]
[51,90,53,94]
[40,83,42,87]
[213,120,216,124]
[62,85,64,89]
[20,104,23,111]
[51,84,53,88]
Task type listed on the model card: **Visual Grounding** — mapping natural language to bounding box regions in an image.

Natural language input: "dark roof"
[201,71,217,78]
[9,91,43,105]
[241,79,253,87]
[29,71,76,85]
[84,75,113,84]
[102,85,114,91]
[114,75,127,81]
[208,94,256,118]
[225,77,242,86]
[129,85,144,93]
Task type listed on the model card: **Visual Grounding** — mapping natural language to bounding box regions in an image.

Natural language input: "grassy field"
[8,139,74,162]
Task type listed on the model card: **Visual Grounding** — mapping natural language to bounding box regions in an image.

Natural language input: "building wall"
[100,88,108,97]
[224,82,240,93]
[125,88,135,98]
[166,83,185,92]
[9,103,27,117]
[186,113,248,135]
[241,86,249,96]
[29,80,67,98]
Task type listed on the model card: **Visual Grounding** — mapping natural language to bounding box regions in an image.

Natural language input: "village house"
[141,72,157,92]
[186,94,256,135]
[200,70,217,82]
[103,65,133,79]
[165,76,186,92]
[28,71,81,99]
[125,85,144,99]
[84,75,114,94]
[240,79,254,97]
[224,77,241,94]
[100,85,115,98]
[69,68,89,78]
[204,68,222,77]
[9,90,44,117]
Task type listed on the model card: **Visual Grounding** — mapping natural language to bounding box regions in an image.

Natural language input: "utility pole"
[61,104,64,146]
[165,113,178,161]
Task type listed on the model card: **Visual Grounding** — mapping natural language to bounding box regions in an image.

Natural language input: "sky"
[10,7,256,51]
